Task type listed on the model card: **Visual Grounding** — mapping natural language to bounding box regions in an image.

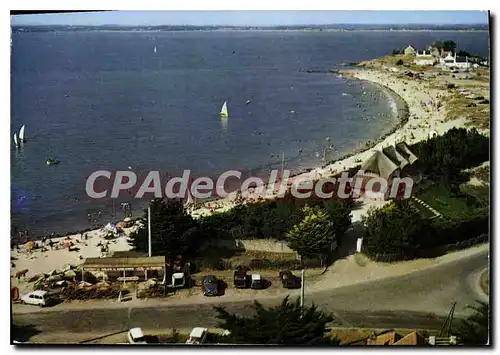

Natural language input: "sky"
[11,11,489,26]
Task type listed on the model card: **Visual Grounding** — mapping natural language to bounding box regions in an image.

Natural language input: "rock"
[47,274,63,282]
[48,269,61,276]
[78,281,92,288]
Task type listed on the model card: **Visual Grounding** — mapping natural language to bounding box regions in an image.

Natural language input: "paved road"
[13,248,488,341]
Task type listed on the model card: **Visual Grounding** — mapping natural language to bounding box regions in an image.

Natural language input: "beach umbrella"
[116,222,126,230]
[25,241,35,250]
[64,270,77,279]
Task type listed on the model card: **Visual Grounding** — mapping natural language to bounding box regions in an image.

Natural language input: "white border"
[3,2,496,354]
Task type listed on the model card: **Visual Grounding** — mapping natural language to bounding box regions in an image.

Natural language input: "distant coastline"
[11,24,489,33]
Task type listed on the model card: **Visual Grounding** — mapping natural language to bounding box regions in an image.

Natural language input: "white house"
[414,50,436,66]
[454,56,472,69]
[440,52,455,65]
[414,56,436,66]
[440,53,472,69]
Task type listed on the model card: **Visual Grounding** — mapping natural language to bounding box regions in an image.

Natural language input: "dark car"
[202,275,219,296]
[278,270,301,289]
[233,269,248,288]
[250,274,265,289]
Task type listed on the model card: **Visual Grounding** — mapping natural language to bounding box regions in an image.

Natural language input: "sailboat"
[220,101,228,118]
[13,133,19,147]
[153,46,157,54]
[19,125,26,143]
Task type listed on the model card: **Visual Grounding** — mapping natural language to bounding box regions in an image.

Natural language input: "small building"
[415,55,436,66]
[455,56,472,69]
[440,52,455,65]
[356,142,418,200]
[404,45,416,56]
[82,255,166,282]
[440,53,472,69]
[427,46,441,58]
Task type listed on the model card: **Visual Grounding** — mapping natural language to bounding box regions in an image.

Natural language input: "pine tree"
[214,296,340,345]
[127,198,199,259]
[456,301,489,345]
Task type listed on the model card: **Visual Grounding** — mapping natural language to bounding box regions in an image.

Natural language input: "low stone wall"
[238,239,294,254]
[204,238,294,254]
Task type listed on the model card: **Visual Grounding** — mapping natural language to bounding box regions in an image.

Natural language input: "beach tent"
[382,145,410,169]
[361,150,400,180]
[361,143,418,180]
[395,142,418,165]
[102,223,118,235]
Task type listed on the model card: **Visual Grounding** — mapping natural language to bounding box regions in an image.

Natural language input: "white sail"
[153,46,157,54]
[220,101,228,118]
[19,125,25,142]
[13,133,18,146]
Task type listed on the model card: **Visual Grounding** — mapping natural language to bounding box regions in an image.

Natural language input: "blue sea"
[11,30,489,238]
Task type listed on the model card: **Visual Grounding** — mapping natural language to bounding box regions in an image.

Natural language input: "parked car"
[20,290,55,307]
[250,274,265,289]
[171,272,185,288]
[202,275,219,296]
[127,328,147,344]
[233,269,248,288]
[186,327,208,344]
[278,270,301,289]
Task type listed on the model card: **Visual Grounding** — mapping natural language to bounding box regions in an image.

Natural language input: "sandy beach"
[11,65,487,286]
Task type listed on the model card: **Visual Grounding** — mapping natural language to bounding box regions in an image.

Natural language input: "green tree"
[214,296,340,345]
[323,200,353,246]
[286,206,336,261]
[442,40,457,52]
[166,328,181,343]
[456,301,489,345]
[457,50,471,57]
[128,198,200,259]
[361,200,433,258]
[433,40,443,51]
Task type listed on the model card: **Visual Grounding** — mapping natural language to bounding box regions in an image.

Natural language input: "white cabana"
[102,223,118,235]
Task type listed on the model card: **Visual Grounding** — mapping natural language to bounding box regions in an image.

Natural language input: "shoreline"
[188,65,463,208]
[11,65,474,241]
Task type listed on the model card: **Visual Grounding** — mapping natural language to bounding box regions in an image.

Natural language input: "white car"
[127,328,147,344]
[20,290,53,307]
[186,327,208,344]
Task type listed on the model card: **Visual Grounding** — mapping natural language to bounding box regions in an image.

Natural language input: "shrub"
[361,200,433,258]
[411,128,489,185]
